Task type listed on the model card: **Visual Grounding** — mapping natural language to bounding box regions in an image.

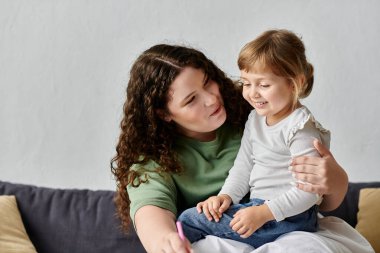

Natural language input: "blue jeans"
[178,198,318,249]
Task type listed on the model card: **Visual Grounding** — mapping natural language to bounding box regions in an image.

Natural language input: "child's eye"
[240,81,251,87]
[260,84,270,88]
[236,80,247,87]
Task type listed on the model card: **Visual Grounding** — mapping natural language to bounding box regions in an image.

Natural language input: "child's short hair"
[237,29,314,108]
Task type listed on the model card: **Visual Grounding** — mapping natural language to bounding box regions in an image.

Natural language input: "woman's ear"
[156,109,172,122]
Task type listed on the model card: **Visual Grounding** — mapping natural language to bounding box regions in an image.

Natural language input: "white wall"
[1,0,380,190]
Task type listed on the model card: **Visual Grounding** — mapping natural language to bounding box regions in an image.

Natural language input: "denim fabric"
[178,198,318,249]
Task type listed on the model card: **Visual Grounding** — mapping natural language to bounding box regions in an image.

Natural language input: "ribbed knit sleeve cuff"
[265,200,285,222]
[218,189,240,205]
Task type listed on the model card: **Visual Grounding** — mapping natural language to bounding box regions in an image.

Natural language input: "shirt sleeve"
[128,164,177,227]
[219,111,255,204]
[266,118,330,221]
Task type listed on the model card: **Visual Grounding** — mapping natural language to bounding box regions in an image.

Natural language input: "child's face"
[240,65,294,126]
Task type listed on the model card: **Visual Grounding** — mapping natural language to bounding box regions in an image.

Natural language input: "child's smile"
[240,65,294,126]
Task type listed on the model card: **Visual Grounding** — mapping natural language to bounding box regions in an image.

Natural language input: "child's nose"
[249,86,260,98]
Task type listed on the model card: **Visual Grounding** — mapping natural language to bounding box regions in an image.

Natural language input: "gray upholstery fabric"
[0,180,145,253]
[1,180,380,252]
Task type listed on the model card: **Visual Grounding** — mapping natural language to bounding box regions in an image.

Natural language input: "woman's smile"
[166,67,227,141]
[210,105,224,117]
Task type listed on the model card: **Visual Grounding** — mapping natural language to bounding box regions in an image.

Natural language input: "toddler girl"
[178,29,330,248]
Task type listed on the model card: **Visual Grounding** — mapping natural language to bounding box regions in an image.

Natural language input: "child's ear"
[156,109,172,122]
[290,75,306,92]
[297,74,306,86]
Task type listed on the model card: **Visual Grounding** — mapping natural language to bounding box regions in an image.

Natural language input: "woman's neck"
[178,129,217,142]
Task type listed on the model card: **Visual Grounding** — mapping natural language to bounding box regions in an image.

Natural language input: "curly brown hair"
[111,44,251,231]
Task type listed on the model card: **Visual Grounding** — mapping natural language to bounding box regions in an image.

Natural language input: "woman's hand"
[196,194,232,222]
[289,139,348,211]
[135,205,193,253]
[158,231,193,253]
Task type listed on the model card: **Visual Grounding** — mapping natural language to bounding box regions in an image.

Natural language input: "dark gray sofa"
[1,180,379,253]
[0,180,145,253]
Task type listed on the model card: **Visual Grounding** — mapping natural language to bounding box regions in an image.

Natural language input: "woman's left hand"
[289,139,348,211]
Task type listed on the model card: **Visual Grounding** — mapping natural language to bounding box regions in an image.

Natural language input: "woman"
[111,44,368,253]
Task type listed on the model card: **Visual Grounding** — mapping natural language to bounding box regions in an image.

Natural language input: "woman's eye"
[260,84,270,88]
[204,76,210,86]
[186,96,195,105]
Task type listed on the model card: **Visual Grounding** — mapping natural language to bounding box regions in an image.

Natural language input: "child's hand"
[196,194,232,222]
[230,204,274,238]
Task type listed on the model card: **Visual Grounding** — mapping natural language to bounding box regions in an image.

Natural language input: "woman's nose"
[204,91,217,107]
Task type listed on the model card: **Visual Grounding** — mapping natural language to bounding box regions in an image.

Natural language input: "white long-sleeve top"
[219,106,330,221]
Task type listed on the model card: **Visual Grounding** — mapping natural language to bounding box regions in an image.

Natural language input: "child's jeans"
[178,198,318,249]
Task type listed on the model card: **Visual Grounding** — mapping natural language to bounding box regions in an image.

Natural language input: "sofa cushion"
[0,195,37,253]
[355,188,380,253]
[321,182,380,227]
[0,181,145,253]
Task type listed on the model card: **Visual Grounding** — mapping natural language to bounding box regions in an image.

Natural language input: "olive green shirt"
[128,124,242,224]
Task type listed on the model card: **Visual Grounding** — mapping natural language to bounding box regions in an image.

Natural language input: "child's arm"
[267,118,330,221]
[218,111,255,204]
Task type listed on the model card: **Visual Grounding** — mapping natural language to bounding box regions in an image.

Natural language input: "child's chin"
[254,109,266,115]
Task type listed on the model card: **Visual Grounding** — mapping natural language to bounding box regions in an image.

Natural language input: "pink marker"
[176,221,185,241]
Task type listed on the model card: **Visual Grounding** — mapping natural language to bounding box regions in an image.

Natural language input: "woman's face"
[164,67,226,141]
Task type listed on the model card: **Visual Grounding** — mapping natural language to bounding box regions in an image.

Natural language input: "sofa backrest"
[321,181,380,227]
[2,180,380,253]
[0,180,145,253]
